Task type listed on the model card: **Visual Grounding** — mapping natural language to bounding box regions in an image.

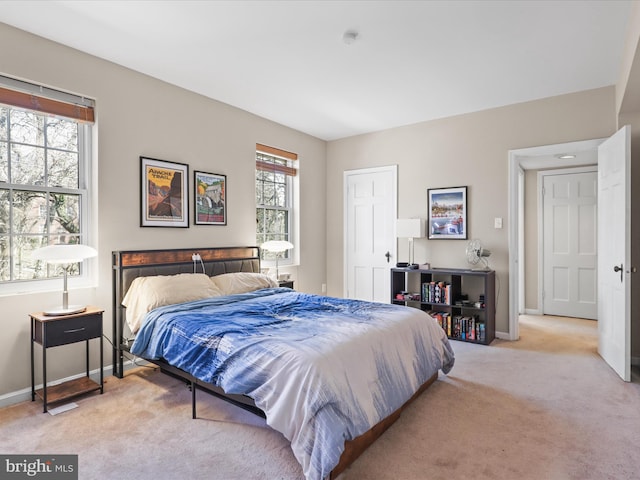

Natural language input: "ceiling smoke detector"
[343,31,359,45]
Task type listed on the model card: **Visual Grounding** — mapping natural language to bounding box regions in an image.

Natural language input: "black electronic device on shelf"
[396,262,419,269]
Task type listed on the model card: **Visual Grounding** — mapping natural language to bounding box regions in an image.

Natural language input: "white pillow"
[211,272,278,296]
[122,273,222,333]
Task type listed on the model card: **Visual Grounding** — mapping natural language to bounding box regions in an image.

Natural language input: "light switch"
[494,217,503,229]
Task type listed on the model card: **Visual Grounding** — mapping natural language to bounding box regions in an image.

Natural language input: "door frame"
[507,138,605,340]
[343,165,398,298]
[537,166,598,317]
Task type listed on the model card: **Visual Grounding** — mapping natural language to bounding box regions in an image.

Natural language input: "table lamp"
[396,218,424,268]
[260,240,293,281]
[32,244,97,315]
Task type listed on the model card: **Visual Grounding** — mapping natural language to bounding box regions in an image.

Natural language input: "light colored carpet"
[1,315,639,479]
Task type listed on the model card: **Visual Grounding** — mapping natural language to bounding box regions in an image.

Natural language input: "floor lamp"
[32,244,98,315]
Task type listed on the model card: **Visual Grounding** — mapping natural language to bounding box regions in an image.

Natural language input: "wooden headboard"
[111,246,260,378]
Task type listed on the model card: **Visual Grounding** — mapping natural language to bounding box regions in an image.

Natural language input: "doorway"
[507,138,605,340]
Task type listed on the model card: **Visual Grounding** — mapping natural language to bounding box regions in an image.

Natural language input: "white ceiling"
[0,0,634,141]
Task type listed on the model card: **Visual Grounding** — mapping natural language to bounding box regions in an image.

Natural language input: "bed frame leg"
[191,380,197,419]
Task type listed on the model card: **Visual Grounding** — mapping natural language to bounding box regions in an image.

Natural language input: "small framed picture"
[194,171,226,225]
[140,156,189,228]
[427,186,467,239]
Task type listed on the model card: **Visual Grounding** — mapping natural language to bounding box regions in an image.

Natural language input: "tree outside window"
[256,150,295,262]
[0,106,87,282]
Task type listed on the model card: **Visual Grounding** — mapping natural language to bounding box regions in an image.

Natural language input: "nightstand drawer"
[35,313,102,347]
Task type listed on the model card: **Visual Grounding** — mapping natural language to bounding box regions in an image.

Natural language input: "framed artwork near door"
[427,186,467,239]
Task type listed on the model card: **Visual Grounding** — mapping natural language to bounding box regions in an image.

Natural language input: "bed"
[112,246,455,480]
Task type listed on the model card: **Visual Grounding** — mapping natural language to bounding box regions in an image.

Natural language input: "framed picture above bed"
[140,156,189,228]
[194,171,226,225]
[427,186,467,239]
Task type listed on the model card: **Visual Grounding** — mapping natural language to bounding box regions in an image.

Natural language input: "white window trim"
[0,111,96,296]
[256,154,297,268]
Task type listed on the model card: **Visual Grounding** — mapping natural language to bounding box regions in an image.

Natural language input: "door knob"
[613,264,623,282]
[385,251,391,263]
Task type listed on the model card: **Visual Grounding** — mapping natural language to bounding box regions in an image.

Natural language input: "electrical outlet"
[494,217,503,229]
[322,283,327,294]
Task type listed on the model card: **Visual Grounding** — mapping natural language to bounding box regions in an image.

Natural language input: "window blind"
[256,143,297,176]
[0,75,95,123]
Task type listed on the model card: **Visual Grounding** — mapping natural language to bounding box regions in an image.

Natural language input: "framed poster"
[194,171,227,225]
[140,156,189,228]
[427,186,467,239]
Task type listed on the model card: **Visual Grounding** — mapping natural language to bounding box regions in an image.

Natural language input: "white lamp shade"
[260,240,294,253]
[32,244,97,316]
[396,218,424,239]
[32,244,97,264]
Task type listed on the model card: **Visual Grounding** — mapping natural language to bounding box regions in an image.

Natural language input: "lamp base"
[43,305,87,316]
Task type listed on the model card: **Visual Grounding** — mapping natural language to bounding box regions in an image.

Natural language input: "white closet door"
[344,166,396,302]
[542,170,597,319]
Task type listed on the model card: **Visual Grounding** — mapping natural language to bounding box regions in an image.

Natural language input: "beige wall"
[327,87,617,335]
[616,1,640,364]
[615,1,640,116]
[619,111,640,361]
[0,23,327,397]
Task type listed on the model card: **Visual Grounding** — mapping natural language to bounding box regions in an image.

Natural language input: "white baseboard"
[524,308,542,315]
[495,330,511,340]
[0,359,144,409]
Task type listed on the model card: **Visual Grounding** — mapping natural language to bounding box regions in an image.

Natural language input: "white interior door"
[344,166,397,302]
[597,125,631,381]
[542,170,597,319]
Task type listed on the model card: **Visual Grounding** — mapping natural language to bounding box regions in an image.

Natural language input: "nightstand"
[278,280,294,289]
[30,306,104,413]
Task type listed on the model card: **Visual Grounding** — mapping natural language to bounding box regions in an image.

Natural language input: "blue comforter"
[131,288,455,480]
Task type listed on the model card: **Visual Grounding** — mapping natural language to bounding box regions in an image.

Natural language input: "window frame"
[256,148,296,266]
[0,83,95,294]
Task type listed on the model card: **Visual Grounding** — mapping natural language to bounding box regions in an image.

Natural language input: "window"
[255,143,297,262]
[0,78,94,283]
